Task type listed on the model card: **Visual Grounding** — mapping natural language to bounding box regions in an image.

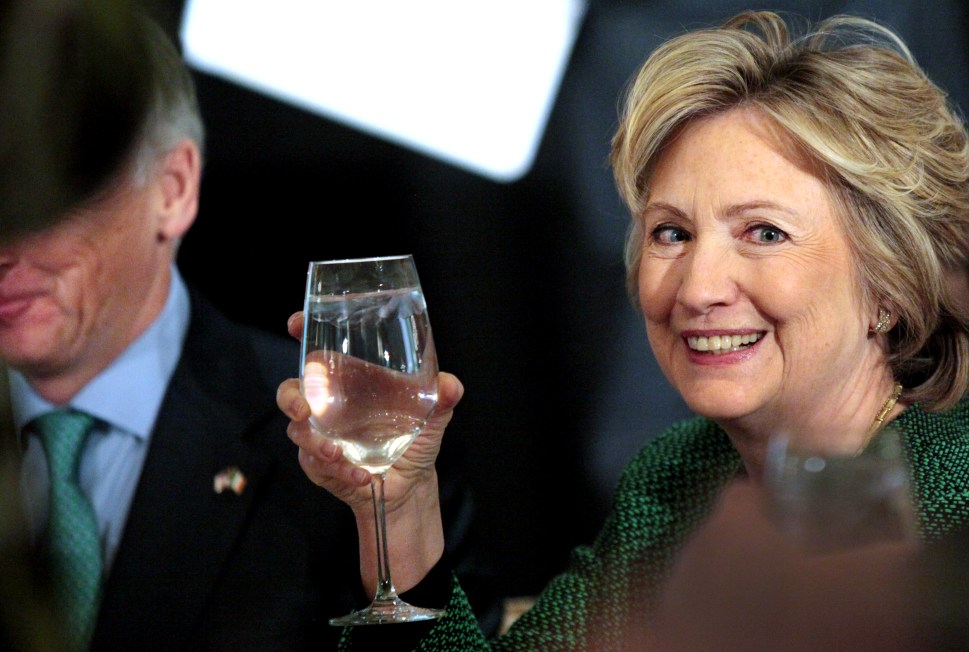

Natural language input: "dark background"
[148,0,969,597]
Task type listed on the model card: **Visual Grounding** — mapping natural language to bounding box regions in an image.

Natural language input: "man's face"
[0,144,197,402]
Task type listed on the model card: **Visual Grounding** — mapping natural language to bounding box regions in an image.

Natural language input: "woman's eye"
[651,225,691,244]
[749,225,787,244]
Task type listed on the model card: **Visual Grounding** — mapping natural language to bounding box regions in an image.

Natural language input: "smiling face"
[639,109,894,447]
[0,141,199,403]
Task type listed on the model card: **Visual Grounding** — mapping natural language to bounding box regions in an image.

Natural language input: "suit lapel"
[92,294,280,649]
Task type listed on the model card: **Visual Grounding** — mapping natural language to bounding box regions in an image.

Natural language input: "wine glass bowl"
[764,426,918,555]
[302,350,436,472]
[300,255,443,625]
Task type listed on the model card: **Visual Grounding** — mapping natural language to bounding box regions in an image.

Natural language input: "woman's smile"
[638,108,895,441]
[685,332,764,354]
[680,330,766,366]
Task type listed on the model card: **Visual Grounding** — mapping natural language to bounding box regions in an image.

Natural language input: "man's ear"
[156,138,201,241]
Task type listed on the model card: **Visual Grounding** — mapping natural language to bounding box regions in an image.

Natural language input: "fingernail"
[291,398,309,420]
[351,468,369,484]
[321,440,339,460]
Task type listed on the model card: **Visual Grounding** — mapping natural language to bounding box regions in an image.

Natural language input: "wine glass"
[764,426,918,554]
[299,255,443,625]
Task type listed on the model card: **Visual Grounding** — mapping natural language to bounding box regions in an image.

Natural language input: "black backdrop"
[151,0,969,597]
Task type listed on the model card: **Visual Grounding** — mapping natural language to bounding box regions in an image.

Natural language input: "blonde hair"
[611,11,969,411]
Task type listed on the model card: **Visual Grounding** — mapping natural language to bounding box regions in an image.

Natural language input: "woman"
[278,10,969,650]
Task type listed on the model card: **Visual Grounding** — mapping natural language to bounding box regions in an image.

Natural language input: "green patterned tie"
[35,410,102,651]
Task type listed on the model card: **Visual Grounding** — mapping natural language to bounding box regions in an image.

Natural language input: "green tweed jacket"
[341,400,969,651]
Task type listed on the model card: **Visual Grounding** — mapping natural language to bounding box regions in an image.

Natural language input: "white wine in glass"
[300,255,443,625]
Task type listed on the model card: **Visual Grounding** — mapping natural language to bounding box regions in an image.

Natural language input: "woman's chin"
[681,393,762,425]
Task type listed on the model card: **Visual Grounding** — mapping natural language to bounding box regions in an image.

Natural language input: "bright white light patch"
[181,1,587,182]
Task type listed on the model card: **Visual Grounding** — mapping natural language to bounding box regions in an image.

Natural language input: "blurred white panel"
[181,0,587,182]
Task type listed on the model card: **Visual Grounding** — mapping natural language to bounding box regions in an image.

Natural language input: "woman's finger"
[436,372,464,411]
[287,311,304,340]
[286,420,342,462]
[302,448,370,489]
[276,378,310,421]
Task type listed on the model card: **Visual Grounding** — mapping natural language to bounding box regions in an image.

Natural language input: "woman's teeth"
[687,333,762,354]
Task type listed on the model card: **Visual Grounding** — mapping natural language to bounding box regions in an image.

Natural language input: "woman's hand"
[277,311,463,594]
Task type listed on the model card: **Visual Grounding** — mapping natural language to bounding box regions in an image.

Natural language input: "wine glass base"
[329,597,446,626]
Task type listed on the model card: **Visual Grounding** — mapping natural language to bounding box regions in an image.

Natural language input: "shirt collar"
[10,266,191,440]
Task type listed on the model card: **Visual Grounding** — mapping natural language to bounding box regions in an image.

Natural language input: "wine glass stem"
[371,471,399,603]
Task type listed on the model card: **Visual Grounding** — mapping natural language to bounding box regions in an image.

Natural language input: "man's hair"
[0,2,204,232]
[128,12,205,185]
[611,11,969,410]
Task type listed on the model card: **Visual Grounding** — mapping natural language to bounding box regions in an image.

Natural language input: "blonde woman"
[279,11,969,650]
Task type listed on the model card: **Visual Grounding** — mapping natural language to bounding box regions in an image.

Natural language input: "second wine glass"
[764,427,918,554]
[300,254,443,625]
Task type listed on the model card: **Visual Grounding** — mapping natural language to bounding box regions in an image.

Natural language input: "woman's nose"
[675,239,740,315]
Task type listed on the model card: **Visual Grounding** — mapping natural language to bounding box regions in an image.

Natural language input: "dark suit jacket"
[88,292,497,650]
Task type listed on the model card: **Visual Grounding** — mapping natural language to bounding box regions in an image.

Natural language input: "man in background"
[0,2,496,649]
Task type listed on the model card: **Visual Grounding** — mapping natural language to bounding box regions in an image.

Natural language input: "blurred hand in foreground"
[644,480,925,651]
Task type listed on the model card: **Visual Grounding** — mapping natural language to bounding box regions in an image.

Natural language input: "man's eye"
[651,225,691,244]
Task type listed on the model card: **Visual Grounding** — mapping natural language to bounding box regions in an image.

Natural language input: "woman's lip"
[680,329,765,337]
[683,332,764,364]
